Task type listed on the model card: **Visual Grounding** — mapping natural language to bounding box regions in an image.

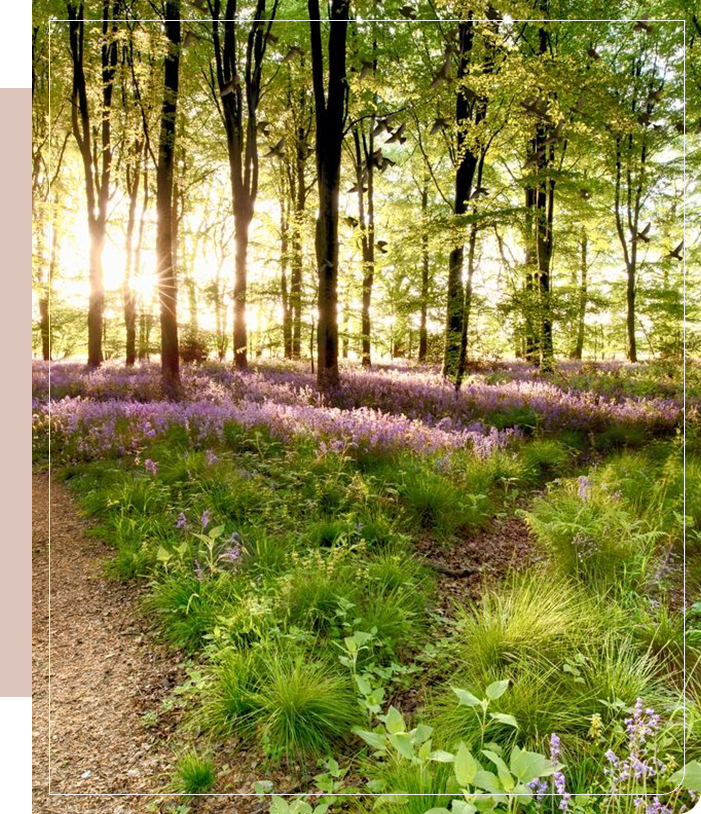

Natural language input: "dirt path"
[32,472,181,813]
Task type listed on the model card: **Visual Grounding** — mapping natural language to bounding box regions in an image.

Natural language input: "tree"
[308,0,350,387]
[156,0,181,392]
[209,0,279,370]
[67,1,119,368]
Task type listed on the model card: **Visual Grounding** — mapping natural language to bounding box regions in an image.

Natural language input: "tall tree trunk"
[353,125,375,368]
[443,16,477,381]
[123,145,141,366]
[419,181,430,362]
[67,2,118,369]
[156,0,181,393]
[211,0,275,371]
[290,116,309,359]
[572,228,587,359]
[280,195,292,357]
[455,222,478,390]
[40,209,59,361]
[309,0,349,388]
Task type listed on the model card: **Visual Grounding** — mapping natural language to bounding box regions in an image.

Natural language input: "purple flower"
[194,558,204,581]
[528,778,548,805]
[577,475,592,502]
[206,450,218,465]
[200,509,211,529]
[175,512,188,530]
[144,458,158,475]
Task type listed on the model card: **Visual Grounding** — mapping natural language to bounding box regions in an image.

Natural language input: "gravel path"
[32,472,181,813]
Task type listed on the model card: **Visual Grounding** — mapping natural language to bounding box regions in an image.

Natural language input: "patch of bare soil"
[32,472,182,813]
[415,513,543,616]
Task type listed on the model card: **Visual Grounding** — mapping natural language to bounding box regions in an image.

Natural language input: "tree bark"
[67,1,118,368]
[156,0,181,393]
[211,0,276,370]
[353,125,375,368]
[443,16,477,381]
[308,0,349,388]
[419,181,430,362]
[123,143,142,366]
[280,194,292,357]
[572,228,587,359]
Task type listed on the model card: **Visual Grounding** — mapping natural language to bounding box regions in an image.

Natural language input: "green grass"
[172,749,216,794]
[204,648,361,761]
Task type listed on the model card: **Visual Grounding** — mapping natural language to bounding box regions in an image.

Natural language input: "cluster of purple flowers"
[526,733,570,810]
[605,698,666,789]
[33,360,683,441]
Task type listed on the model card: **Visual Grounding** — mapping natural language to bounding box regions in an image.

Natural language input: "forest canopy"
[32,1,698,388]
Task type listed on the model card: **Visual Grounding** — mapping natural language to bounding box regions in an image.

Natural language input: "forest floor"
[32,472,182,814]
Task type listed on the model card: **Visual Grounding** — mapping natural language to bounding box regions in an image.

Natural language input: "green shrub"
[172,750,216,794]
[369,760,460,814]
[450,574,602,673]
[205,649,360,761]
[525,482,658,583]
[146,572,240,652]
[399,469,487,537]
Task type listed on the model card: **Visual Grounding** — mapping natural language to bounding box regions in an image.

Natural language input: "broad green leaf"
[482,749,515,792]
[270,797,291,814]
[510,748,553,783]
[429,750,455,763]
[384,705,406,734]
[209,524,225,538]
[351,727,387,752]
[489,712,519,729]
[388,731,414,760]
[454,743,478,786]
[355,674,371,696]
[485,680,509,700]
[670,761,701,792]
[424,809,451,814]
[156,545,172,563]
[452,687,482,708]
[411,723,434,744]
[451,802,477,814]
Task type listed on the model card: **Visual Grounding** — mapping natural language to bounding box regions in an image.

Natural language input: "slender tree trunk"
[353,125,375,369]
[419,181,430,362]
[444,17,476,381]
[40,211,59,361]
[211,0,274,371]
[123,148,141,366]
[280,197,292,358]
[572,228,587,359]
[156,1,181,393]
[67,2,118,369]
[455,222,478,390]
[291,122,307,358]
[309,0,349,388]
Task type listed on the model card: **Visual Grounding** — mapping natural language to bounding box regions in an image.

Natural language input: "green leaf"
[485,680,510,700]
[510,748,553,783]
[489,712,519,729]
[270,797,291,814]
[388,731,414,760]
[429,750,455,763]
[670,761,701,792]
[156,545,172,563]
[351,727,387,752]
[411,723,434,744]
[355,674,371,696]
[452,687,482,708]
[209,524,225,539]
[454,743,478,786]
[451,802,477,814]
[423,809,451,814]
[384,706,406,734]
[482,749,515,791]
